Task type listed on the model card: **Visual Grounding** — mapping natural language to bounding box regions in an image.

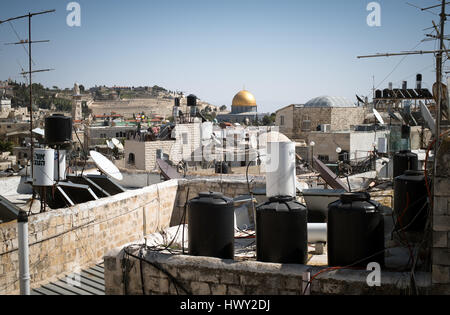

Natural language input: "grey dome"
[304,96,356,108]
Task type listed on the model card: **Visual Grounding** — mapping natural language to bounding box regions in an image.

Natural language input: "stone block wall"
[432,134,450,294]
[104,250,430,295]
[0,179,179,295]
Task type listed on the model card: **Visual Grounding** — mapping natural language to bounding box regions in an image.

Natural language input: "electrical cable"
[302,248,387,295]
[123,244,191,295]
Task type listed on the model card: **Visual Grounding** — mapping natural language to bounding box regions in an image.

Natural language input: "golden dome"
[232,90,257,107]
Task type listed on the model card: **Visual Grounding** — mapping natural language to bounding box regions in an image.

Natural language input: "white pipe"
[308,223,327,243]
[17,211,30,295]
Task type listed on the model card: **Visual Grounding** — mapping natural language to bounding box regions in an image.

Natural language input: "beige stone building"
[275,96,366,141]
[124,123,202,171]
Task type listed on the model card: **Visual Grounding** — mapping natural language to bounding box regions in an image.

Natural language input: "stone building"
[275,96,366,140]
[72,83,83,121]
[124,123,202,171]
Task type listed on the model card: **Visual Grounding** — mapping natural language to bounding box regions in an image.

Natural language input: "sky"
[0,0,444,113]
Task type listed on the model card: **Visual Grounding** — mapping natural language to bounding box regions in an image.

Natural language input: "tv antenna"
[0,9,55,178]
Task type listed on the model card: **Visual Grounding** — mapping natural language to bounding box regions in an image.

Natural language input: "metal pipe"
[308,223,327,243]
[17,210,30,295]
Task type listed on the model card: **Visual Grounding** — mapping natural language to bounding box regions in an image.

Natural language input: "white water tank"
[265,141,296,198]
[54,150,66,181]
[33,148,55,186]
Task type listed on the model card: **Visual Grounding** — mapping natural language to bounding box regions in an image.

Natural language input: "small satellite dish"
[356,95,365,104]
[106,140,114,150]
[373,108,385,125]
[387,108,401,122]
[90,150,123,181]
[211,134,221,146]
[249,135,258,149]
[420,101,436,136]
[111,138,124,151]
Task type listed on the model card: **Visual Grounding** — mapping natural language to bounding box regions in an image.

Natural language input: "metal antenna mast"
[0,9,55,179]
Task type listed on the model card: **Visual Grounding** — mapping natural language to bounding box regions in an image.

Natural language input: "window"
[128,153,135,165]
[280,115,285,126]
[318,155,329,163]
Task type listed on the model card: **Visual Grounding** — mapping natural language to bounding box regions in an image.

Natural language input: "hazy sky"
[0,0,443,112]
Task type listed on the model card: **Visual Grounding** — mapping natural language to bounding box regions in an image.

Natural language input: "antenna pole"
[28,13,33,179]
[0,9,55,181]
[436,0,446,141]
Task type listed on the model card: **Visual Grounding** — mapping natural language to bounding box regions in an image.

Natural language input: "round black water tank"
[256,196,308,264]
[187,94,197,107]
[393,150,418,178]
[188,192,234,259]
[45,114,73,145]
[328,192,384,267]
[375,90,382,99]
[394,170,428,232]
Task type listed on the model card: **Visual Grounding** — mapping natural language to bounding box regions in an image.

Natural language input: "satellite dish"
[90,150,123,181]
[356,95,365,104]
[420,101,436,136]
[249,135,258,149]
[106,140,114,150]
[387,108,401,122]
[111,138,124,151]
[211,133,221,146]
[373,108,385,125]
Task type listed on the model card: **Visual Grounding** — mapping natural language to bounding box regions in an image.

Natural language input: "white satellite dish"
[106,140,114,150]
[90,150,123,181]
[420,101,436,136]
[211,133,222,146]
[111,138,124,151]
[373,109,385,125]
[249,135,258,149]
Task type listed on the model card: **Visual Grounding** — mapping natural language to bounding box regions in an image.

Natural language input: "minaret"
[72,83,82,121]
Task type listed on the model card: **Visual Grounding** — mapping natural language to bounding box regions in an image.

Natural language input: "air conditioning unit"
[320,124,331,132]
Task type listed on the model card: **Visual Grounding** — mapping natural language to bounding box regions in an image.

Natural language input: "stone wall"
[104,250,430,295]
[278,106,366,141]
[432,134,450,294]
[0,179,179,295]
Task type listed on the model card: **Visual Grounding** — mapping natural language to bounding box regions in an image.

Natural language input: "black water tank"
[393,150,418,178]
[188,192,234,259]
[174,97,180,107]
[375,90,382,99]
[256,196,308,264]
[328,192,384,267]
[394,170,428,232]
[45,114,72,145]
[187,94,197,107]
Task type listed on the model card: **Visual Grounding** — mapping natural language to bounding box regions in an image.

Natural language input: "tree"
[219,105,227,111]
[0,140,13,153]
